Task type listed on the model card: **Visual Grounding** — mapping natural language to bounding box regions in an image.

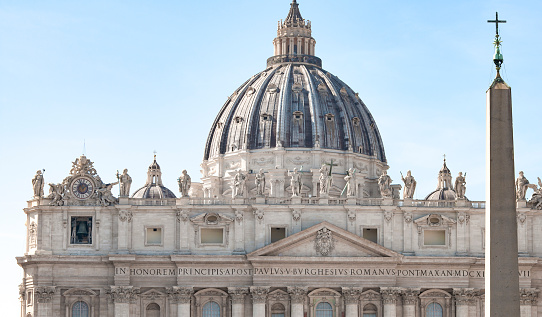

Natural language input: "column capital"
[250,286,269,304]
[166,286,193,304]
[107,286,140,303]
[35,286,55,303]
[228,287,249,304]
[401,288,420,305]
[287,286,308,304]
[520,288,540,306]
[380,287,401,304]
[453,288,477,306]
[342,287,361,305]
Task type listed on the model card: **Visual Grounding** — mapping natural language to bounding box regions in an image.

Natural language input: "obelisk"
[485,12,520,316]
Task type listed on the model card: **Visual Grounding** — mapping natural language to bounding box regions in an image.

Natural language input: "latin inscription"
[115,267,530,278]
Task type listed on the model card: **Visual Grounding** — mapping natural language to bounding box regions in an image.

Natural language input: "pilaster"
[288,286,307,317]
[107,286,140,317]
[250,286,269,317]
[342,287,361,317]
[229,287,249,317]
[380,287,400,317]
[233,208,246,254]
[35,286,55,317]
[176,209,191,254]
[453,288,476,317]
[520,288,539,317]
[401,288,420,317]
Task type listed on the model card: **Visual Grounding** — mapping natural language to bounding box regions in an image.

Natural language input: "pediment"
[248,222,401,258]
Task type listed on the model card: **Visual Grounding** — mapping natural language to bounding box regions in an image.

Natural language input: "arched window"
[363,303,377,317]
[203,301,220,317]
[146,303,160,317]
[316,302,333,317]
[72,301,89,317]
[426,302,443,317]
[271,302,286,317]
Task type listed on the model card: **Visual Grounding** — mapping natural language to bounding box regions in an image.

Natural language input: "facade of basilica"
[17,1,542,317]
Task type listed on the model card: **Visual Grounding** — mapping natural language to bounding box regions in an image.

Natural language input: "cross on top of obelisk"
[488,12,506,36]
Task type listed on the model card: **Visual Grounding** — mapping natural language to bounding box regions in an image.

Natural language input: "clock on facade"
[70,177,95,200]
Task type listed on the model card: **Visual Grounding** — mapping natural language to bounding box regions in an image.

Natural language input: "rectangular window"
[363,228,378,244]
[146,228,162,245]
[424,230,446,246]
[70,216,92,244]
[27,291,32,305]
[271,227,286,243]
[201,228,224,244]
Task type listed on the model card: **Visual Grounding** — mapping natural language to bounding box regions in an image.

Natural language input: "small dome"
[132,185,176,199]
[425,188,457,201]
[131,156,176,199]
[425,158,458,201]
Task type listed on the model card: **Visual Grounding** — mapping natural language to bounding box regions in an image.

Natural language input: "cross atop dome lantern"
[270,0,319,66]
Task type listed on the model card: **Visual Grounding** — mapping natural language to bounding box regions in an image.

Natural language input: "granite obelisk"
[485,12,520,316]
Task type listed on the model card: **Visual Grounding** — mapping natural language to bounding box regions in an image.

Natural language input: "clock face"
[71,177,94,200]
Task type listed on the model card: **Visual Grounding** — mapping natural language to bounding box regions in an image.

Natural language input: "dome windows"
[234,117,244,124]
[267,83,279,94]
[261,113,272,121]
[324,113,335,122]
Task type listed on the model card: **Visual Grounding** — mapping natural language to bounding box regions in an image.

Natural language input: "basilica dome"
[203,0,386,164]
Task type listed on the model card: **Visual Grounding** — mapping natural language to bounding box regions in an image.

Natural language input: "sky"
[1,0,541,314]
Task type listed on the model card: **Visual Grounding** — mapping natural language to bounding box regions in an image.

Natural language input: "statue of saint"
[288,168,303,197]
[455,172,467,199]
[344,168,357,197]
[232,169,246,198]
[177,170,191,197]
[255,169,266,196]
[117,169,132,197]
[516,171,530,201]
[32,170,44,198]
[319,164,330,195]
[97,182,119,206]
[401,170,417,199]
[378,170,393,198]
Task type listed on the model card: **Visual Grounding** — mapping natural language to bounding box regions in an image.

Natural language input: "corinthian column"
[229,287,249,317]
[250,287,269,317]
[519,288,539,317]
[288,286,307,317]
[35,286,55,317]
[167,287,193,317]
[107,286,140,317]
[380,287,400,317]
[401,288,420,317]
[453,288,475,317]
[342,287,361,317]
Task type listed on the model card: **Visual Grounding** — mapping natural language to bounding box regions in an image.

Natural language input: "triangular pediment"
[248,222,401,258]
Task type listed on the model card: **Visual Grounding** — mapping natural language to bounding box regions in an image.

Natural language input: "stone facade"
[16,1,542,317]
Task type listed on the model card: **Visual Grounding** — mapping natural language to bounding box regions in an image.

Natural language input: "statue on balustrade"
[455,172,467,199]
[117,169,132,197]
[255,169,266,196]
[378,170,393,198]
[32,169,45,198]
[401,170,416,199]
[178,170,191,197]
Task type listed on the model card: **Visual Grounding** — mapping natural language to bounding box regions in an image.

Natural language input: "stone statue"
[516,171,530,201]
[344,168,357,197]
[378,170,393,198]
[288,168,303,197]
[401,170,416,199]
[32,170,45,198]
[255,169,266,196]
[177,170,191,197]
[455,172,467,199]
[117,169,132,197]
[319,164,330,195]
[48,183,65,206]
[529,177,542,210]
[97,182,119,206]
[232,169,246,198]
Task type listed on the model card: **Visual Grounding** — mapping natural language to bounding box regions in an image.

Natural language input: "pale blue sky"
[1,0,541,314]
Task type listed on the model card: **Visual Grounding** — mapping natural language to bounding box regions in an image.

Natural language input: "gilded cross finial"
[488,12,506,74]
[153,150,157,161]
